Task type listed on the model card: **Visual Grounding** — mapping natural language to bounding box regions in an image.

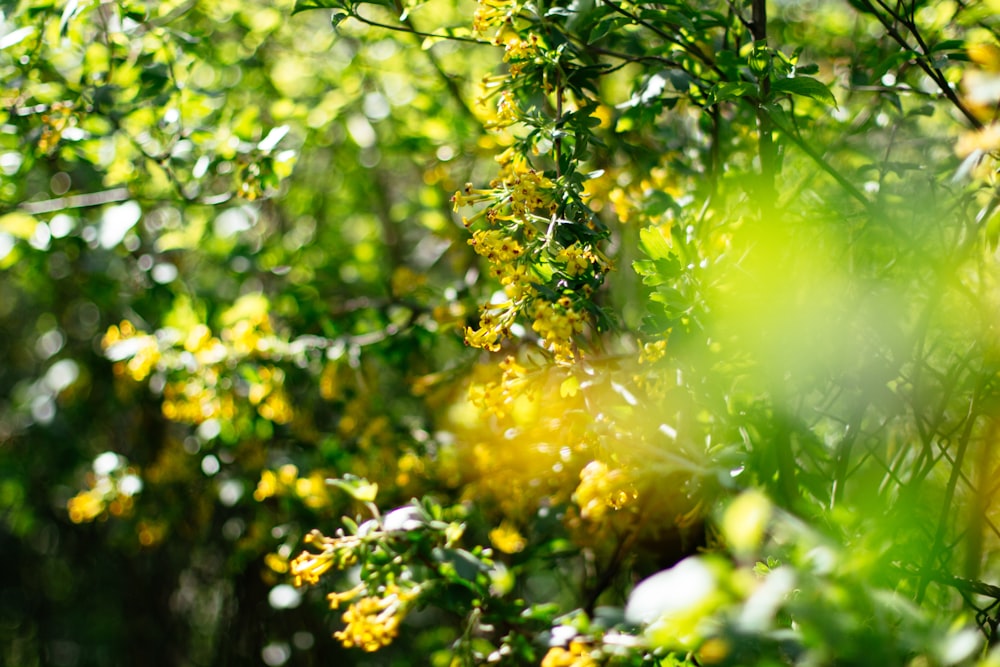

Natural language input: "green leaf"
[588,16,629,43]
[711,81,757,103]
[771,76,836,106]
[638,225,674,261]
[330,9,350,26]
[326,475,379,502]
[930,39,966,54]
[649,288,689,312]
[0,26,35,51]
[59,0,81,37]
[292,0,344,14]
[433,547,488,582]
[520,603,561,621]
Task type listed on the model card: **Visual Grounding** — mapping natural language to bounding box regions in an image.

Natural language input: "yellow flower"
[223,319,263,356]
[969,43,1000,72]
[295,472,330,509]
[468,229,525,264]
[531,298,585,363]
[124,335,161,382]
[334,586,416,652]
[956,123,1000,157]
[264,552,289,574]
[288,549,335,587]
[327,583,365,610]
[67,489,105,523]
[638,340,667,364]
[503,33,541,77]
[253,470,279,501]
[183,324,212,353]
[465,307,516,352]
[472,0,515,34]
[278,464,299,486]
[574,460,637,521]
[489,521,527,554]
[555,243,597,278]
[259,390,294,424]
[541,639,597,667]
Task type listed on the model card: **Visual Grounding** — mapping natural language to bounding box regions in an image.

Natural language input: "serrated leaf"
[633,259,657,276]
[771,76,836,106]
[639,225,674,260]
[650,288,688,311]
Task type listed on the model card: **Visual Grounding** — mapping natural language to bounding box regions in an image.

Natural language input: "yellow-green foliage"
[2,0,1000,665]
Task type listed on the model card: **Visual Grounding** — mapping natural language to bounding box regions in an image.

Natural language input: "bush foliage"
[3,0,1000,665]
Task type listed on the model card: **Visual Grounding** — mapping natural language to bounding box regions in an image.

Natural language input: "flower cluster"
[334,585,418,652]
[573,460,637,522]
[638,339,668,364]
[67,452,142,524]
[38,101,76,154]
[472,0,519,38]
[489,520,527,554]
[541,639,598,667]
[452,27,614,366]
[531,296,586,363]
[449,353,708,574]
[161,376,238,424]
[103,321,162,382]
[607,165,683,226]
[467,354,531,418]
[454,159,607,362]
[555,243,600,278]
[289,528,362,586]
[502,33,541,78]
[287,500,475,653]
[102,297,298,427]
[253,464,332,509]
[447,364,597,521]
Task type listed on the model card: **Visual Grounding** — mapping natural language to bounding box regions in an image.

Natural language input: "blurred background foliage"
[2,0,1000,665]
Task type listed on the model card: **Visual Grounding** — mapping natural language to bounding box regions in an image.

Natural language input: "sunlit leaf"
[771,75,837,105]
[292,0,345,14]
[0,26,35,50]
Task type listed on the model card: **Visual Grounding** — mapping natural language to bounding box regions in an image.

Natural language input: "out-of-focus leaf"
[771,75,836,105]
[711,81,757,103]
[292,0,345,14]
[0,26,35,50]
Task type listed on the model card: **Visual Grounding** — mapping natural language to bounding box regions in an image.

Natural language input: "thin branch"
[345,10,490,45]
[597,0,726,79]
[766,112,874,212]
[850,0,982,129]
[401,14,480,122]
[18,187,131,214]
[918,386,981,602]
[750,0,776,206]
